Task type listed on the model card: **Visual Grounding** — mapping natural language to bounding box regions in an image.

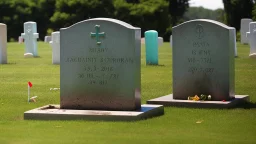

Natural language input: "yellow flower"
[193,95,200,101]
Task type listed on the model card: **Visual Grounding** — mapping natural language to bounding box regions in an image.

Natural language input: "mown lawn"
[0,42,255,144]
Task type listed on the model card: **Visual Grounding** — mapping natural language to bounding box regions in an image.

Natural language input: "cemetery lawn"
[0,42,256,144]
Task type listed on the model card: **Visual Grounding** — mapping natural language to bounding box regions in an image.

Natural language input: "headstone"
[60,18,142,110]
[170,35,172,48]
[24,18,164,121]
[21,21,39,56]
[49,32,60,64]
[0,23,7,64]
[240,18,252,44]
[246,22,256,58]
[44,36,52,43]
[147,19,249,108]
[158,37,163,46]
[172,19,235,100]
[145,30,158,65]
[18,36,24,44]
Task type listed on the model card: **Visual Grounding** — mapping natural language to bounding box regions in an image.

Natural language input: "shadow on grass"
[34,56,41,58]
[237,101,256,109]
[146,64,165,67]
[3,62,17,65]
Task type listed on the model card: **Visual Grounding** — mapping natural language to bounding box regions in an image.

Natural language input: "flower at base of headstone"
[208,95,211,100]
[192,95,200,101]
[200,94,207,100]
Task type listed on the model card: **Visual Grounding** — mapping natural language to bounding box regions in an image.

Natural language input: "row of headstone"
[141,37,164,46]
[25,18,248,121]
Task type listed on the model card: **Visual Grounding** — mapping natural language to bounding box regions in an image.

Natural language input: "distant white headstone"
[246,22,256,58]
[158,37,163,46]
[0,23,7,64]
[18,36,23,44]
[240,18,252,44]
[49,31,60,64]
[21,21,39,56]
[44,36,52,43]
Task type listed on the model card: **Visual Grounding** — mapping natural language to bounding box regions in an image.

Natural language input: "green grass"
[0,42,256,144]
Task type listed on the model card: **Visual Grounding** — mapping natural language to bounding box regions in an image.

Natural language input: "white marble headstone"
[18,36,23,44]
[240,18,252,44]
[0,23,7,64]
[246,22,256,58]
[158,37,163,46]
[49,32,60,64]
[141,37,145,44]
[44,36,52,43]
[21,21,39,56]
[172,19,235,101]
[60,18,141,110]
[231,28,237,57]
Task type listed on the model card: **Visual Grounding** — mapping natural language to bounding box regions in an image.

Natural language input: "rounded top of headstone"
[24,21,36,24]
[0,23,6,26]
[63,18,139,30]
[241,18,253,20]
[145,30,158,34]
[173,19,232,29]
[52,31,60,35]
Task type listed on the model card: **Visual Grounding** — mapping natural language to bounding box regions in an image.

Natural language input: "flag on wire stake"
[28,81,32,102]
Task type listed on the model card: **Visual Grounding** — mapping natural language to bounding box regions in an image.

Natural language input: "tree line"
[0,0,256,42]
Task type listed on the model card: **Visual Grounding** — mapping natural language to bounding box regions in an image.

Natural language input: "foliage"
[183,7,225,23]
[223,0,254,30]
[166,0,189,26]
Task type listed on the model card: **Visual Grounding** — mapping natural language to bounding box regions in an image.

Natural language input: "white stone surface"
[18,36,23,44]
[21,21,39,56]
[240,18,252,44]
[246,22,256,57]
[44,36,51,43]
[0,23,7,64]
[24,53,33,58]
[231,28,237,57]
[170,35,172,48]
[49,31,60,64]
[158,37,163,46]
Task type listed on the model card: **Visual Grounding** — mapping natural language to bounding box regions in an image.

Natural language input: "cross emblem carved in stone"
[90,25,105,45]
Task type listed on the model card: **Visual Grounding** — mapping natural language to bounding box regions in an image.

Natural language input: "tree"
[166,0,189,26]
[223,0,254,30]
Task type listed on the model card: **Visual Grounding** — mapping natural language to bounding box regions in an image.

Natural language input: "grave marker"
[240,18,252,44]
[147,19,249,108]
[24,18,163,121]
[246,22,256,58]
[21,21,39,57]
[0,23,7,64]
[49,31,60,64]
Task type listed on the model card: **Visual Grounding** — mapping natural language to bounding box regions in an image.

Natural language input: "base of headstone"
[249,53,256,58]
[24,104,164,121]
[147,94,249,109]
[24,53,34,58]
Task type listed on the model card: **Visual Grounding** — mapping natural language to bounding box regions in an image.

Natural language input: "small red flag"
[28,81,32,87]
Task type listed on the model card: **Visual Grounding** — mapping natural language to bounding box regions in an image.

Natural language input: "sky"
[189,0,224,10]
